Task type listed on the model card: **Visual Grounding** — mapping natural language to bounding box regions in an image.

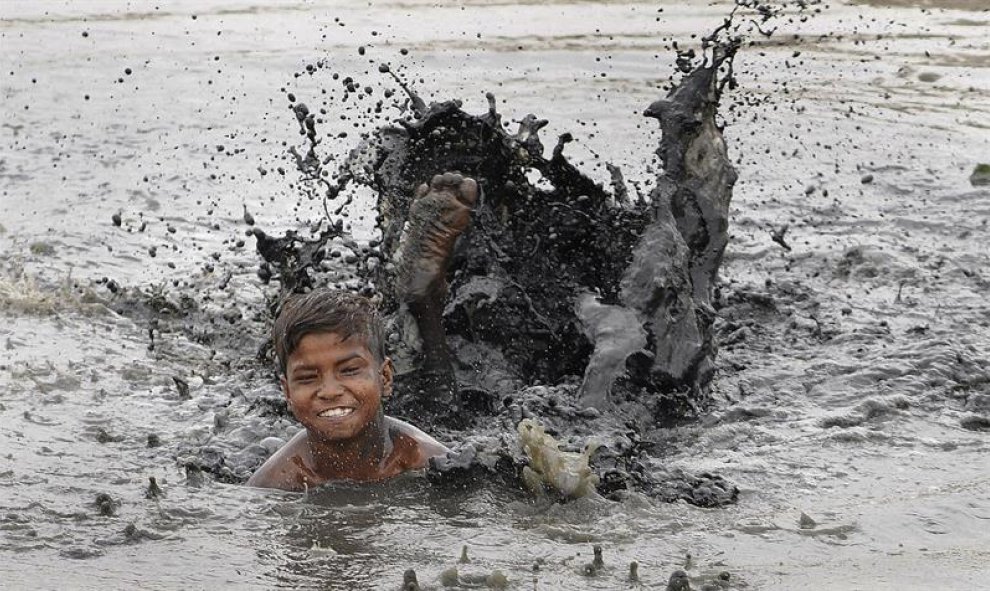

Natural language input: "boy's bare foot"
[398,172,478,303]
[396,173,477,421]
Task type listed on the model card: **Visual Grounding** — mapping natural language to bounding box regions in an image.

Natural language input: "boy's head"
[272,289,386,376]
[274,290,394,444]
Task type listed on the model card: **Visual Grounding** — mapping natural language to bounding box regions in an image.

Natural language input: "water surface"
[2,1,989,589]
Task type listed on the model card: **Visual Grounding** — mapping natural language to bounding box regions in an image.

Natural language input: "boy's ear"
[381,357,395,399]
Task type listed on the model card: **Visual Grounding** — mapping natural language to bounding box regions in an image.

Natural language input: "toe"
[456,178,478,207]
[430,174,445,189]
[414,182,430,199]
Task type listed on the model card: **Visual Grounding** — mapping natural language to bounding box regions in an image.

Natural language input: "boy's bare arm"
[246,431,311,490]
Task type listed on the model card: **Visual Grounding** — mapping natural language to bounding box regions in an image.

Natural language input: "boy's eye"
[294,374,317,383]
[340,365,362,376]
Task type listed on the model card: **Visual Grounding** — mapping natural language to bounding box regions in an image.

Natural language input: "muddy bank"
[852,0,990,10]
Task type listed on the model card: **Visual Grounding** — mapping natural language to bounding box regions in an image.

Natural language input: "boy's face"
[281,331,393,443]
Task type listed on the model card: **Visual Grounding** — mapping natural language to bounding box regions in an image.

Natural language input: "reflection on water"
[2,0,989,589]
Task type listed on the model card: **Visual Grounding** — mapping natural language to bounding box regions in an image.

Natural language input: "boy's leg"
[395,172,478,410]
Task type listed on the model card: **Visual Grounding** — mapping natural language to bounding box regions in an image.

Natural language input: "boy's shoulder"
[385,416,450,466]
[246,418,449,490]
[245,430,313,491]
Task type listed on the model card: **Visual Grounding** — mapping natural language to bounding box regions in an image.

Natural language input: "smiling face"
[282,331,394,444]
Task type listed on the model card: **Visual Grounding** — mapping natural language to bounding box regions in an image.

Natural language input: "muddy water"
[2,1,989,589]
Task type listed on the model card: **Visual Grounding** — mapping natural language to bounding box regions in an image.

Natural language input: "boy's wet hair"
[272,289,386,374]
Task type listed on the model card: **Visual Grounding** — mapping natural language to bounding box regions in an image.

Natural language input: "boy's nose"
[315,377,345,398]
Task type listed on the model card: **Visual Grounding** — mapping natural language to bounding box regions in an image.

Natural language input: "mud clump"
[959,414,990,432]
[970,163,990,187]
[94,493,119,516]
[667,570,691,591]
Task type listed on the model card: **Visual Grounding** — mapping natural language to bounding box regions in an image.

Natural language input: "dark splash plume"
[591,24,743,416]
[252,2,799,419]
[259,90,652,408]
[357,94,651,401]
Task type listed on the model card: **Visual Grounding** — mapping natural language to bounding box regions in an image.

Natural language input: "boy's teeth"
[320,408,353,418]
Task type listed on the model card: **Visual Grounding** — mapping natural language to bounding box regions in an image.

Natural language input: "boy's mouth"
[319,407,355,419]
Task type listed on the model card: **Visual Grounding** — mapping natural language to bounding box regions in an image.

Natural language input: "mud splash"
[238,1,818,506]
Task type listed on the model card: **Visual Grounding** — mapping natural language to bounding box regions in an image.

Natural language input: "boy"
[247,289,450,491]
